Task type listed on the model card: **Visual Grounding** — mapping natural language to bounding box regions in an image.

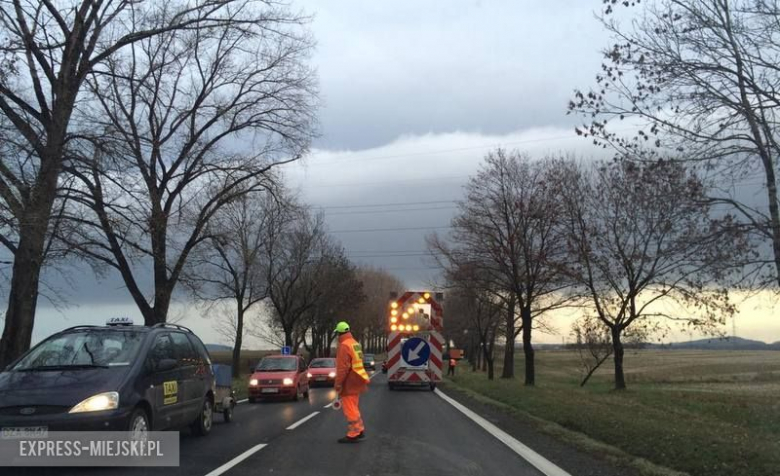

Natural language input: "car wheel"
[128,408,150,440]
[191,397,213,436]
[248,397,256,404]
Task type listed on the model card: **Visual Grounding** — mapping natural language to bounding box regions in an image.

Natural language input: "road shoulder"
[439,383,688,476]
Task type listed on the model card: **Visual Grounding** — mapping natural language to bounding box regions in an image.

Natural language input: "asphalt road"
[15,373,557,476]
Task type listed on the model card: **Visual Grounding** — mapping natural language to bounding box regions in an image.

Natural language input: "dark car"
[247,355,310,402]
[307,358,337,387]
[363,353,376,371]
[0,319,216,437]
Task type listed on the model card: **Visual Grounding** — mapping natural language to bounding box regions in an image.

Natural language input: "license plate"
[261,388,279,394]
[315,377,326,381]
[1,426,48,438]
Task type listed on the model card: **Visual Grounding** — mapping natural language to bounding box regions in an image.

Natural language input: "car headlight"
[306,373,313,378]
[370,361,375,366]
[282,378,294,386]
[328,371,336,378]
[69,392,119,414]
[249,379,258,386]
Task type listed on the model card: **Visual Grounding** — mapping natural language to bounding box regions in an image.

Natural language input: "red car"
[307,357,337,387]
[248,355,310,402]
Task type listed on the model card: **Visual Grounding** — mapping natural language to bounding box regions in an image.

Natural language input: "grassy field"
[448,350,780,476]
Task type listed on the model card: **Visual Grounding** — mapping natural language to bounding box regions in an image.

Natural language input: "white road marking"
[236,398,248,404]
[435,389,572,476]
[286,411,320,430]
[203,443,267,476]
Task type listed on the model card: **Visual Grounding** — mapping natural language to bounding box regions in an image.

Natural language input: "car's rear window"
[256,357,297,371]
[11,329,146,370]
[309,358,335,368]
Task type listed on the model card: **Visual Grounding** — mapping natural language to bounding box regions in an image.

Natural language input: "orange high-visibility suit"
[335,332,370,438]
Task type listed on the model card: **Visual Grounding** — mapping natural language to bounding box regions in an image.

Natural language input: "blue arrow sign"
[401,337,430,366]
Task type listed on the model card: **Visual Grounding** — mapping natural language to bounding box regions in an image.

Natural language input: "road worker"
[448,356,457,376]
[333,321,370,443]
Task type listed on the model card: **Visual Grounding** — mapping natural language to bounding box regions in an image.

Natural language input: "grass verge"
[447,350,780,476]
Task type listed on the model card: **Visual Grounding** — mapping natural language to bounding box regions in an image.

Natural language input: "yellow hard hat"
[334,321,350,333]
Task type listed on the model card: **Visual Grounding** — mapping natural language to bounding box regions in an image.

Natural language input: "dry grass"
[449,349,780,476]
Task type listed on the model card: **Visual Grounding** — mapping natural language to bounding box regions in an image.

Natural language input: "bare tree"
[301,253,364,359]
[571,0,780,287]
[443,265,503,380]
[183,189,285,374]
[559,157,748,389]
[64,2,317,326]
[352,266,405,354]
[0,0,266,366]
[432,150,572,385]
[264,207,333,351]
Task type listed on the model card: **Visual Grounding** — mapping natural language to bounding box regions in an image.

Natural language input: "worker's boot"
[338,435,360,444]
[358,431,365,439]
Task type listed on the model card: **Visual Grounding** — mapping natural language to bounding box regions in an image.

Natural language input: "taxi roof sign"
[106,317,134,326]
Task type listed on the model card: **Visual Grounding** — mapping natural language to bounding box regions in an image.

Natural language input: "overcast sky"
[20,0,780,347]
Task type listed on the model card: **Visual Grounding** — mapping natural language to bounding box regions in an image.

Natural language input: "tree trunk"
[521,307,534,386]
[611,326,626,390]
[580,352,611,387]
[483,344,494,380]
[468,333,477,371]
[232,307,244,377]
[501,299,516,379]
[761,160,780,287]
[0,189,57,368]
[0,233,45,368]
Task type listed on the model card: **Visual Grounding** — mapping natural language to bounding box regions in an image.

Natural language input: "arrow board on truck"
[402,337,430,367]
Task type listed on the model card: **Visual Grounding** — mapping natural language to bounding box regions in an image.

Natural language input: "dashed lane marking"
[203,443,267,476]
[286,411,320,430]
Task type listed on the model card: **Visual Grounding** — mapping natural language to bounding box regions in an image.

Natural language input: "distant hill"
[536,336,780,351]
[205,343,232,352]
[652,337,777,351]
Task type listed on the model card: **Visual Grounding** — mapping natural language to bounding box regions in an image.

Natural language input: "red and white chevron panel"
[386,330,445,383]
[428,331,444,381]
[386,291,445,384]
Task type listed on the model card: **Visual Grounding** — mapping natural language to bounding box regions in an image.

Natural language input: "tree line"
[436,0,780,390]
[183,186,402,374]
[0,0,397,373]
[434,150,751,390]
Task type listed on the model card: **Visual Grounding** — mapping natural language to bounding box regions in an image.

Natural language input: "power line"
[329,225,451,234]
[317,200,457,210]
[324,206,457,216]
[306,131,602,168]
[348,253,435,258]
[302,175,469,188]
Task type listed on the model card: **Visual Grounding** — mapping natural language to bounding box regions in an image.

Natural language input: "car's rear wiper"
[17,364,110,371]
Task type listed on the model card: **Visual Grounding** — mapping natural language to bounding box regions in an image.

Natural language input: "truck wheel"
[429,383,437,391]
[191,397,213,436]
[223,405,234,423]
[248,397,256,404]
[388,382,395,391]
